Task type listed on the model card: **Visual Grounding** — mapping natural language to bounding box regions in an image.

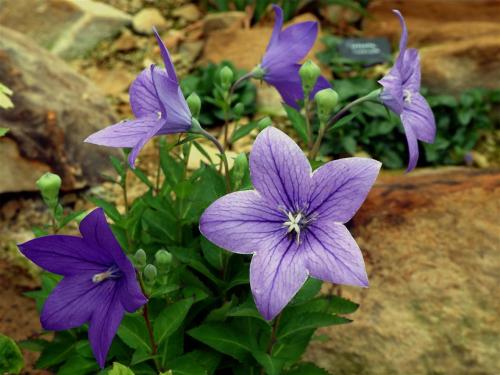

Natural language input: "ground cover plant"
[2,6,440,375]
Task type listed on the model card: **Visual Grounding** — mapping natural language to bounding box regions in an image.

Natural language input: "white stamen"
[283,212,303,244]
[92,271,112,283]
[403,89,413,104]
[157,111,162,119]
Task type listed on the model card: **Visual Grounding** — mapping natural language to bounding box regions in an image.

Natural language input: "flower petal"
[308,158,381,223]
[265,4,284,53]
[118,276,148,313]
[401,117,419,172]
[199,190,286,254]
[401,48,421,91]
[88,284,125,368]
[40,272,112,330]
[393,10,408,60]
[304,222,368,287]
[250,127,311,212]
[153,28,178,83]
[129,68,162,118]
[18,236,109,276]
[250,236,307,320]
[378,66,403,114]
[403,92,436,143]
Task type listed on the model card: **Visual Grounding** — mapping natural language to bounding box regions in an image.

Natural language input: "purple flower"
[378,10,436,172]
[258,4,330,109]
[85,29,192,168]
[200,127,380,320]
[18,208,147,368]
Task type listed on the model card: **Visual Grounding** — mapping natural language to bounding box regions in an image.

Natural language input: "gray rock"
[202,11,247,35]
[172,4,201,23]
[0,0,131,60]
[132,7,168,35]
[0,26,118,193]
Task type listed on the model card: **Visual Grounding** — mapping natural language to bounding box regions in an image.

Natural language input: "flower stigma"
[403,89,413,104]
[92,265,120,283]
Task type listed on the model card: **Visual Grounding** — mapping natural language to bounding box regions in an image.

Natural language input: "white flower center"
[92,266,120,283]
[403,89,413,104]
[157,111,162,119]
[283,211,303,244]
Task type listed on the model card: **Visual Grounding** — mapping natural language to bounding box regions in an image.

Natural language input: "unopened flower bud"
[231,153,248,185]
[220,66,234,89]
[233,103,245,118]
[299,60,321,96]
[36,172,62,208]
[251,65,265,80]
[257,116,272,131]
[315,88,339,123]
[134,249,147,267]
[187,93,201,118]
[155,249,172,269]
[143,264,157,283]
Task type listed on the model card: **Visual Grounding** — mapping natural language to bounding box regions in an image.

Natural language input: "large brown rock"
[0,26,118,193]
[305,168,500,374]
[363,0,500,93]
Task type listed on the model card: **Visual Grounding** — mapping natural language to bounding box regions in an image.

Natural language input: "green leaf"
[0,127,9,137]
[292,278,322,304]
[227,297,264,321]
[36,340,76,369]
[277,312,351,341]
[131,168,155,189]
[200,236,225,270]
[109,362,135,374]
[230,121,258,143]
[225,268,249,291]
[326,295,359,315]
[252,351,284,375]
[109,155,126,178]
[341,136,357,154]
[88,197,122,222]
[58,355,99,375]
[284,362,331,374]
[169,247,222,286]
[58,209,86,229]
[154,299,193,344]
[283,104,308,144]
[329,112,357,132]
[188,323,252,361]
[0,334,24,374]
[117,315,152,352]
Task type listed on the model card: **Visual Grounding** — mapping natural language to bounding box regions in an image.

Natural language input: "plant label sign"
[338,37,392,65]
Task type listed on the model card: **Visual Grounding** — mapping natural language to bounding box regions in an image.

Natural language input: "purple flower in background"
[378,10,436,171]
[18,208,147,368]
[200,127,380,320]
[257,4,330,109]
[85,29,192,168]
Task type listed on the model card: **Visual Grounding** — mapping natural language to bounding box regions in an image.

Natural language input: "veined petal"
[118,276,147,313]
[199,190,286,254]
[265,4,284,53]
[308,158,381,223]
[401,117,419,172]
[153,28,178,83]
[129,68,162,118]
[250,127,311,212]
[88,284,125,368]
[18,236,109,276]
[84,115,164,149]
[401,48,421,91]
[378,66,403,114]
[403,92,436,143]
[128,115,165,168]
[40,272,113,331]
[393,10,408,62]
[303,222,368,287]
[250,235,307,320]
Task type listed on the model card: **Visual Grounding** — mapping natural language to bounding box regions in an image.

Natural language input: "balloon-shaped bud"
[220,66,234,89]
[187,93,201,118]
[315,88,339,123]
[155,249,172,269]
[299,60,321,97]
[36,172,62,209]
[143,264,157,283]
[134,249,147,267]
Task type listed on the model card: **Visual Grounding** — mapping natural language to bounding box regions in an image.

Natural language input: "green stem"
[309,120,327,160]
[260,313,282,375]
[200,128,231,193]
[304,97,313,150]
[154,138,162,196]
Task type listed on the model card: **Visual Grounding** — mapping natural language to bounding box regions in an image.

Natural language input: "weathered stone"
[113,29,138,52]
[179,41,204,64]
[172,4,201,23]
[202,11,248,34]
[305,168,500,374]
[320,4,362,25]
[132,7,169,35]
[0,0,131,60]
[0,26,118,193]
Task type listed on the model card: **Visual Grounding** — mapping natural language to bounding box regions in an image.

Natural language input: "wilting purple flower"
[18,208,147,367]
[85,29,192,168]
[200,127,380,320]
[257,4,330,109]
[378,10,436,171]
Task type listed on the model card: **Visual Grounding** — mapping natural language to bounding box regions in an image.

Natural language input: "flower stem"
[309,120,327,160]
[154,138,162,196]
[199,128,232,193]
[260,313,282,375]
[303,97,314,150]
[229,71,254,98]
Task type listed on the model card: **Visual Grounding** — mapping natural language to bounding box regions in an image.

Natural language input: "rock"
[162,29,185,51]
[202,11,248,34]
[132,7,168,35]
[0,26,118,193]
[179,41,204,64]
[113,29,138,52]
[0,0,131,60]
[305,168,500,374]
[320,4,362,25]
[362,0,500,93]
[256,85,286,117]
[172,4,201,23]
[90,67,135,96]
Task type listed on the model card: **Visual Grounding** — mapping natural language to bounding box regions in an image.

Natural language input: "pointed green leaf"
[154,299,193,344]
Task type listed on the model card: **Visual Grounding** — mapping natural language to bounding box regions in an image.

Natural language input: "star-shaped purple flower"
[378,10,436,172]
[200,127,380,320]
[18,208,147,368]
[85,29,192,168]
[257,4,330,109]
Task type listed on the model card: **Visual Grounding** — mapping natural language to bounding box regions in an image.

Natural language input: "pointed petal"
[393,10,408,58]
[150,66,192,132]
[127,115,165,168]
[304,222,368,287]
[200,190,286,254]
[250,127,311,212]
[129,68,162,118]
[250,236,307,320]
[401,118,419,172]
[378,66,403,115]
[401,48,421,91]
[18,236,109,276]
[403,92,436,143]
[153,28,178,83]
[40,272,112,330]
[88,285,125,368]
[118,276,147,313]
[84,115,164,149]
[307,158,381,223]
[266,4,284,52]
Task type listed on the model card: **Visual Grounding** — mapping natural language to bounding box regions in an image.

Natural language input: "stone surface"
[0,26,118,193]
[363,0,500,93]
[0,0,131,60]
[202,11,248,35]
[305,168,500,374]
[132,7,169,35]
[172,4,201,23]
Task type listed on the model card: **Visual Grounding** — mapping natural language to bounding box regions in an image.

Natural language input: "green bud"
[257,116,272,131]
[231,153,248,187]
[134,249,147,267]
[155,249,172,269]
[251,65,265,80]
[299,60,321,96]
[36,172,62,208]
[143,264,157,283]
[187,93,201,118]
[219,66,234,89]
[315,88,339,123]
[233,103,245,118]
